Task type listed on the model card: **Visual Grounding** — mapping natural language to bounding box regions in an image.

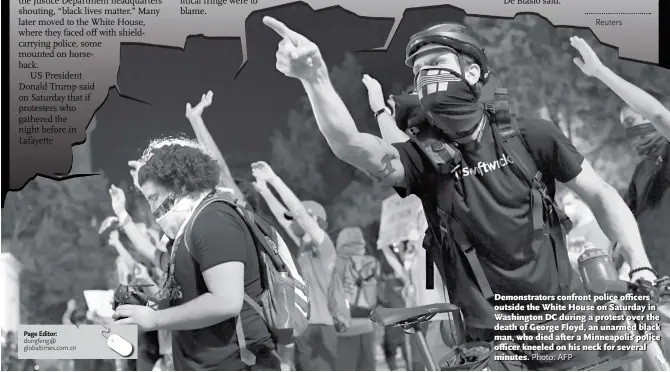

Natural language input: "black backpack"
[181,191,310,366]
[405,87,573,300]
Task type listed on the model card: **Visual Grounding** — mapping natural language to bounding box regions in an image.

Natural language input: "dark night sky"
[92,3,465,186]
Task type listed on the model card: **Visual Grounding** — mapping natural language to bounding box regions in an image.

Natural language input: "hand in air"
[263,16,324,81]
[570,36,604,77]
[113,305,157,332]
[387,95,397,118]
[251,161,277,183]
[108,185,127,217]
[128,160,142,189]
[66,299,77,312]
[185,90,213,120]
[362,74,387,113]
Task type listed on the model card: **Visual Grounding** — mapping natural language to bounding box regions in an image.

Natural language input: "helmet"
[405,23,489,82]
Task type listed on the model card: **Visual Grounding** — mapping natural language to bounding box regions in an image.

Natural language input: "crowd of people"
[8,17,668,372]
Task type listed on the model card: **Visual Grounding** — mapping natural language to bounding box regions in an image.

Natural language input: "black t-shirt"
[393,115,585,329]
[168,202,274,370]
[625,141,670,276]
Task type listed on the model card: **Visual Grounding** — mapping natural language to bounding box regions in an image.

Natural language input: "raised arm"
[264,17,406,186]
[109,185,161,266]
[252,178,301,246]
[362,74,410,144]
[185,91,246,202]
[571,36,670,141]
[251,161,325,245]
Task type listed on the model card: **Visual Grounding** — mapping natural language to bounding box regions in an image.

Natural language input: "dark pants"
[247,350,282,371]
[337,332,375,371]
[126,331,160,371]
[294,324,337,371]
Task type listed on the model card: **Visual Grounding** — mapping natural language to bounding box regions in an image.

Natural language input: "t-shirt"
[624,141,670,276]
[297,235,336,325]
[167,202,274,371]
[392,115,585,329]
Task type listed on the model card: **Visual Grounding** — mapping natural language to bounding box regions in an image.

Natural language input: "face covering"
[625,122,666,156]
[415,67,482,137]
[153,194,193,239]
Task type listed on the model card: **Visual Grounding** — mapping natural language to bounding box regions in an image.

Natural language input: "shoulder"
[515,116,563,143]
[191,201,248,237]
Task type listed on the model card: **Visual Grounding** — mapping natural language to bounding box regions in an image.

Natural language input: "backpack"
[342,256,380,318]
[182,192,310,366]
[405,87,573,301]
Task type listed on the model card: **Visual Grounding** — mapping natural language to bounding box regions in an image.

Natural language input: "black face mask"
[415,67,482,137]
[625,122,666,156]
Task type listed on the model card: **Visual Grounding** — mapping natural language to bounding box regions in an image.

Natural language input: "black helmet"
[405,23,489,82]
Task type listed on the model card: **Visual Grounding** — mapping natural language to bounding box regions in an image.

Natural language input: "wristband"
[374,107,390,119]
[628,266,657,280]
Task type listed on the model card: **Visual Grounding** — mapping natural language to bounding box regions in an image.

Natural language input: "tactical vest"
[406,88,573,300]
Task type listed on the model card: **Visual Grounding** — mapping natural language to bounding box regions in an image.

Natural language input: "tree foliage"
[465,15,670,190]
[2,176,116,325]
[268,54,395,245]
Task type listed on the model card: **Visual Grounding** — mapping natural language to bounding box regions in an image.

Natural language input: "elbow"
[212,294,243,319]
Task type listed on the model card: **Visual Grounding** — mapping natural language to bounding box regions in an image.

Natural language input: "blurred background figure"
[334,227,380,371]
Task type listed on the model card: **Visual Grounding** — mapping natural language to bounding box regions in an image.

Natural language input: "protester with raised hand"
[571,36,670,140]
[362,74,410,144]
[252,160,339,371]
[571,36,670,276]
[264,16,656,369]
[185,90,246,203]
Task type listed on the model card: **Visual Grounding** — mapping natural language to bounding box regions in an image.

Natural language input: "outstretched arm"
[264,17,406,187]
[252,179,301,246]
[362,74,410,144]
[571,36,670,141]
[185,91,246,201]
[566,160,653,278]
[252,161,325,245]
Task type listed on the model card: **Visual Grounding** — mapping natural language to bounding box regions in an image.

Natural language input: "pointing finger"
[263,16,301,45]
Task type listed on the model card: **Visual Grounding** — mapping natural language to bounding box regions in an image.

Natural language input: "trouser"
[294,324,338,371]
[245,350,282,371]
[126,331,161,371]
[336,332,376,371]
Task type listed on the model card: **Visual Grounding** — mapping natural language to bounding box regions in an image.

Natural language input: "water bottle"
[578,248,669,370]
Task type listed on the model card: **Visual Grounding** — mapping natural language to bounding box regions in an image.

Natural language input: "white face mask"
[154,195,193,239]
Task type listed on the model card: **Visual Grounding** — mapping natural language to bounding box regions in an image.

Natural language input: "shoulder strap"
[487,88,571,296]
[183,196,285,271]
[406,123,463,176]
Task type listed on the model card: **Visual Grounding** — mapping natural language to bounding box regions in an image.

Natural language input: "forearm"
[267,176,304,217]
[589,187,652,269]
[62,310,73,325]
[257,189,289,223]
[110,242,134,263]
[377,113,410,144]
[301,71,362,153]
[187,115,246,202]
[118,216,159,265]
[153,293,238,331]
[595,67,670,140]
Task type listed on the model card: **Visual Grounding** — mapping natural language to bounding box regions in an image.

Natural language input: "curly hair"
[137,137,220,194]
